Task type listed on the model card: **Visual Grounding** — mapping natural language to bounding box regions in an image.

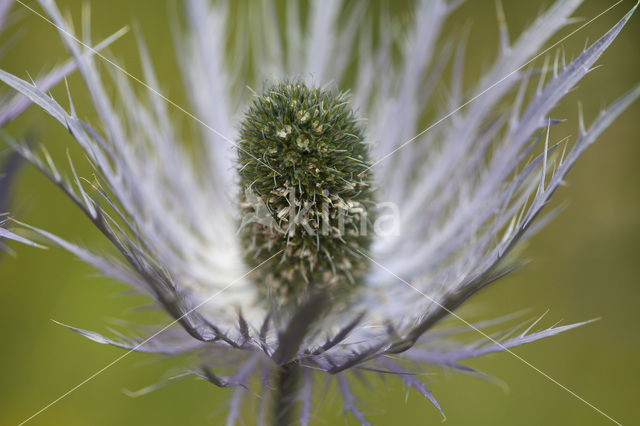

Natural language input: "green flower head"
[238,81,375,301]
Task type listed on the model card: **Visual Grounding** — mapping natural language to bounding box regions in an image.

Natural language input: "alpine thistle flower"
[1,0,638,424]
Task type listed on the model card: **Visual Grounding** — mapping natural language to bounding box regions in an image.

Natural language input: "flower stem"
[272,362,300,426]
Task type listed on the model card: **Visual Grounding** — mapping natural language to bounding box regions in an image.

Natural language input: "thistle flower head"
[1,0,638,424]
[238,81,374,300]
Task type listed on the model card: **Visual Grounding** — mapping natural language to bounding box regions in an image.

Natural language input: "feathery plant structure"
[0,0,124,127]
[0,0,25,248]
[1,0,111,249]
[1,0,638,424]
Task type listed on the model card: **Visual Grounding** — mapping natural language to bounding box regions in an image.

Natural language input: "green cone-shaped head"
[238,81,375,302]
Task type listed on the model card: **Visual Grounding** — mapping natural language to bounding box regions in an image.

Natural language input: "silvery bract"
[0,0,24,247]
[1,0,638,424]
[0,0,123,248]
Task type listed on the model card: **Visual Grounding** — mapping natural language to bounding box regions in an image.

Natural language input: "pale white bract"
[0,0,123,249]
[1,0,638,424]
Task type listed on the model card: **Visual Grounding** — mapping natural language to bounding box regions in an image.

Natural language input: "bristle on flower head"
[238,81,375,302]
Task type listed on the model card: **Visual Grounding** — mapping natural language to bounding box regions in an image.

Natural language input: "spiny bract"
[238,82,375,300]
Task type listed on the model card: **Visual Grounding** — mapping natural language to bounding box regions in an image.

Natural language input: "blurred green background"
[1,0,638,425]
